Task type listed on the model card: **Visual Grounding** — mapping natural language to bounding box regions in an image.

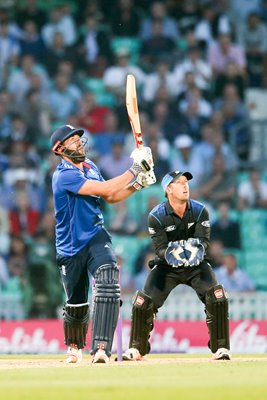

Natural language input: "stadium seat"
[111,235,147,274]
[111,37,141,64]
[244,250,267,290]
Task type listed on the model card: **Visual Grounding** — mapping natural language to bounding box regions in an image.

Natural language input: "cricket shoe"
[122,348,145,361]
[92,349,110,364]
[212,348,231,360]
[66,344,82,363]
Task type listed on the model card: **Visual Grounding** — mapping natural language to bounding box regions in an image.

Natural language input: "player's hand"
[183,238,204,266]
[130,147,154,173]
[165,241,187,267]
[141,170,157,187]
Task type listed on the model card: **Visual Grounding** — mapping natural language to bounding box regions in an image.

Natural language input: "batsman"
[50,124,156,363]
[123,171,231,361]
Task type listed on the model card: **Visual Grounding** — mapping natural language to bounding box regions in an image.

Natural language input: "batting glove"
[183,238,205,266]
[165,241,187,267]
[130,147,154,172]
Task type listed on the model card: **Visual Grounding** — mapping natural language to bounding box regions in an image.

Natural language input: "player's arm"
[193,207,210,251]
[78,169,137,200]
[148,213,169,260]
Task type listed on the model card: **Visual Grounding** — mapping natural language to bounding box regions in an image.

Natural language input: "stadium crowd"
[0,0,267,319]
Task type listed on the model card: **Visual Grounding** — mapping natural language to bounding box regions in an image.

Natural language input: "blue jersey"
[52,158,105,257]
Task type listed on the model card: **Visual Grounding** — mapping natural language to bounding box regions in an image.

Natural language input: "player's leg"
[90,263,120,363]
[87,229,121,363]
[123,266,179,360]
[57,252,90,363]
[189,262,231,360]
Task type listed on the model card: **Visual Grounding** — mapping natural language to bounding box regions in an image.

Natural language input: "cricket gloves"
[128,170,156,191]
[130,146,154,173]
[183,238,205,266]
[165,238,205,267]
[165,241,187,267]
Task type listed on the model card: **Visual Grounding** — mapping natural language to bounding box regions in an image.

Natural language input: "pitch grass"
[0,354,267,400]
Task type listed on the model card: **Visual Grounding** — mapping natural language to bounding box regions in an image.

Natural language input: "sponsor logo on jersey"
[188,222,194,229]
[136,296,145,306]
[61,265,66,276]
[165,225,176,232]
[201,220,210,227]
[148,227,155,234]
[104,244,109,248]
[214,289,223,299]
[63,162,74,169]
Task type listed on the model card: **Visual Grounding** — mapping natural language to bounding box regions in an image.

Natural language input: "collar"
[166,199,191,215]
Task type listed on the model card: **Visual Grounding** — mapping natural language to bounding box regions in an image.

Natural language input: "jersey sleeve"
[59,168,88,194]
[194,206,210,251]
[148,212,168,260]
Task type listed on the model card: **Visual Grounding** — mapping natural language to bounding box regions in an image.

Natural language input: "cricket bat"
[126,74,143,149]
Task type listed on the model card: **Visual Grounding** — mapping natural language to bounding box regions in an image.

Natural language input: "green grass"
[0,354,267,400]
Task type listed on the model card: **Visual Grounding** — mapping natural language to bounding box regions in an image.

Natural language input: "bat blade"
[126,74,143,148]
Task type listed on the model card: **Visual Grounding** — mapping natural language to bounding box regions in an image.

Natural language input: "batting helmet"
[161,170,193,193]
[50,125,84,153]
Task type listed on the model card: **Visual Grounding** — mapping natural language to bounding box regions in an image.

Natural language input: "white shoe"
[66,344,82,363]
[122,348,144,361]
[92,349,110,364]
[212,348,231,360]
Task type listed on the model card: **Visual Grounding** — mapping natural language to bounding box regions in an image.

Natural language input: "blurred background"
[0,0,267,354]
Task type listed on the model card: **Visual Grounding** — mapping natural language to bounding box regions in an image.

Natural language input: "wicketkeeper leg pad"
[90,264,120,357]
[63,303,90,349]
[205,284,230,353]
[129,290,155,356]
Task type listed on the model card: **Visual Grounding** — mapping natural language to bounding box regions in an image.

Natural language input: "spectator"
[139,1,179,41]
[19,19,47,63]
[7,54,50,107]
[43,32,78,78]
[0,204,10,256]
[77,13,113,77]
[76,91,112,134]
[211,202,241,249]
[174,0,200,36]
[207,239,225,269]
[173,45,212,92]
[98,138,132,179]
[48,72,82,122]
[0,255,9,287]
[147,137,171,181]
[8,190,40,237]
[238,11,267,87]
[171,134,206,188]
[103,47,145,96]
[215,253,255,292]
[150,100,181,145]
[111,0,142,37]
[142,59,177,103]
[139,18,177,69]
[213,60,246,100]
[0,19,20,87]
[15,0,47,30]
[191,152,236,207]
[208,33,246,76]
[41,6,77,48]
[237,169,267,209]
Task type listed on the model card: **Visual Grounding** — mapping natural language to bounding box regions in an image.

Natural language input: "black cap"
[161,170,193,192]
[50,125,84,152]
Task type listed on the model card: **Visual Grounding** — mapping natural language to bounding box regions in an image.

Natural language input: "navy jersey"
[52,158,105,257]
[148,199,210,264]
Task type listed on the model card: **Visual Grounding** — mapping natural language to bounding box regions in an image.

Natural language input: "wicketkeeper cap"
[161,170,193,192]
[50,124,84,152]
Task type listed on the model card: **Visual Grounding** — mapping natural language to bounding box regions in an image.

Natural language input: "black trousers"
[56,228,117,304]
[143,261,218,311]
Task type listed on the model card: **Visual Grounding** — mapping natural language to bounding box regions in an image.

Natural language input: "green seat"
[111,37,141,64]
[240,209,267,246]
[85,78,105,94]
[244,251,267,289]
[95,92,117,107]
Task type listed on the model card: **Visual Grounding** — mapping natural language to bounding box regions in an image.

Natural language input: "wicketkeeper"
[123,170,231,361]
[50,124,156,363]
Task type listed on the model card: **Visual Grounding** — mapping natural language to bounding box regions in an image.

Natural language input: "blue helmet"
[50,125,84,153]
[161,170,193,192]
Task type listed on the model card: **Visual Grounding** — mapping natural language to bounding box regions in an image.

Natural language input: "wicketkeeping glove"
[183,238,205,266]
[164,241,187,267]
[130,146,154,173]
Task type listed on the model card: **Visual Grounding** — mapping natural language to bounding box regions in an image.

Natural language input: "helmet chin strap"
[62,136,88,163]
